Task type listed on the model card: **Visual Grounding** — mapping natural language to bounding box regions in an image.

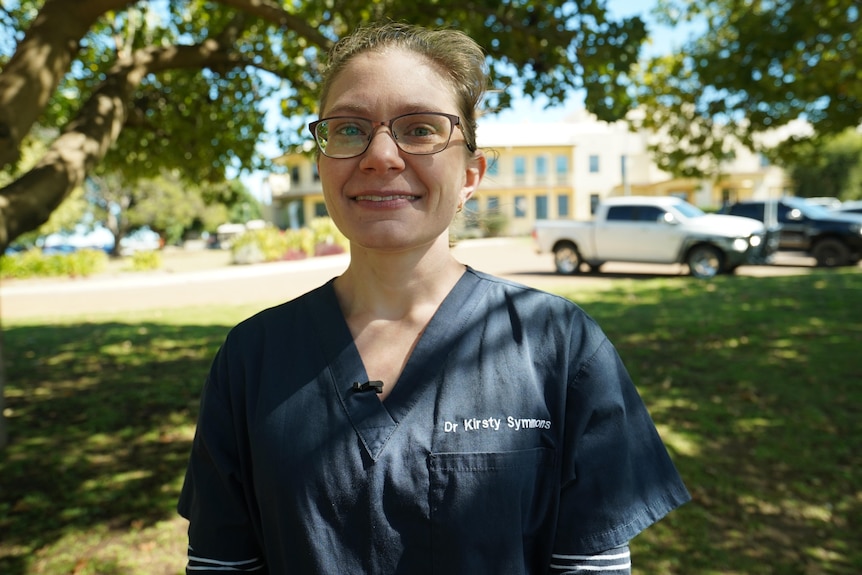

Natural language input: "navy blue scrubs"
[178,268,690,573]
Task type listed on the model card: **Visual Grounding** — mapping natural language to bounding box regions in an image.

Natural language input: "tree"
[632,0,862,178]
[84,170,255,253]
[0,1,648,448]
[790,128,862,201]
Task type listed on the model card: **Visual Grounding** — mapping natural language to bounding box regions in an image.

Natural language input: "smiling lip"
[354,194,417,202]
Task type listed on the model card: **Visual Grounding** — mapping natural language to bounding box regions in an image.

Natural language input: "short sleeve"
[554,334,690,555]
[177,340,267,573]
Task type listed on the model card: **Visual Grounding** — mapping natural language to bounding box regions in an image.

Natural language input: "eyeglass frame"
[307,111,476,159]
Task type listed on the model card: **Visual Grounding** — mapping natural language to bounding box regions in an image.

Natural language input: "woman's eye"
[404,124,435,138]
[335,124,363,137]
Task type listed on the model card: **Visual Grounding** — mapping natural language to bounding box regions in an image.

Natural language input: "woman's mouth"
[354,194,416,202]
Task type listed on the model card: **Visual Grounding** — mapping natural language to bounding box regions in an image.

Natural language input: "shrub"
[231,227,288,264]
[283,227,314,259]
[479,211,509,237]
[0,248,108,279]
[67,248,110,277]
[308,217,349,254]
[126,250,162,272]
[229,219,348,264]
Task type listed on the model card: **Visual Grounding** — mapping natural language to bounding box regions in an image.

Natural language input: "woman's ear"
[461,151,486,204]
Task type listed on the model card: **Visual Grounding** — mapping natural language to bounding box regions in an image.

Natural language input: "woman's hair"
[318,21,488,151]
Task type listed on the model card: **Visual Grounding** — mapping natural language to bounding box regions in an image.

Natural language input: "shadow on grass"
[1,270,861,574]
[1,321,230,574]
[564,270,862,574]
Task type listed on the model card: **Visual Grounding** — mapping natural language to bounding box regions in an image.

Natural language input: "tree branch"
[0,0,135,170]
[0,39,243,248]
[217,0,333,49]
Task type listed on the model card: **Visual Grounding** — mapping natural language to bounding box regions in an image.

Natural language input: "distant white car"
[533,196,773,279]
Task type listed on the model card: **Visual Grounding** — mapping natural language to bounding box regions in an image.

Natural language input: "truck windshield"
[674,202,706,218]
[785,197,832,218]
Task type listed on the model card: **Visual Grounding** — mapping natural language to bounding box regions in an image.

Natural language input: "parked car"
[805,196,842,210]
[41,244,78,255]
[533,196,773,279]
[832,200,862,216]
[722,197,862,267]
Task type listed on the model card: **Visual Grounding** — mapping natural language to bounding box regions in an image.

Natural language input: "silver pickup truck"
[532,196,774,279]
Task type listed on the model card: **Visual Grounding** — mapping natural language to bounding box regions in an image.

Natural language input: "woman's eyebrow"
[323,105,368,117]
[323,103,444,118]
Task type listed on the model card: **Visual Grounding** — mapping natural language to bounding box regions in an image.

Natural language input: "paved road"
[0,237,820,321]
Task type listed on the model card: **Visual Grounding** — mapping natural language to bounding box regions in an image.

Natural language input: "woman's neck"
[334,241,465,322]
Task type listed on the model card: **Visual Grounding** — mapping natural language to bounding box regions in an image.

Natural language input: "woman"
[178,22,690,574]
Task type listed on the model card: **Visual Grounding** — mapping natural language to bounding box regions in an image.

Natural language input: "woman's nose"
[360,127,405,168]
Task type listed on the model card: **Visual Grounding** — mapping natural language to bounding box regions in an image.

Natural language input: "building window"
[514,195,527,218]
[312,163,320,181]
[291,166,300,184]
[486,196,499,211]
[557,194,570,218]
[556,155,569,176]
[535,195,548,219]
[535,156,547,183]
[314,202,328,217]
[514,156,527,183]
[589,155,600,173]
[486,157,500,176]
[590,194,601,215]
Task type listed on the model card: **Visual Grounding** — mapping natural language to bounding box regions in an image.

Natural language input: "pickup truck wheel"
[686,245,722,279]
[553,242,582,274]
[812,238,851,267]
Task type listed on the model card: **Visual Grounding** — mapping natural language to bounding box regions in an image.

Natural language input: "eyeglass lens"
[314,113,455,158]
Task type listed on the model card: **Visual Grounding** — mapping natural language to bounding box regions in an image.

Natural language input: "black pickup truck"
[722,197,862,267]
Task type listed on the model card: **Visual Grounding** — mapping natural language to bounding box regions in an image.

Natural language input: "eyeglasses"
[308,112,474,159]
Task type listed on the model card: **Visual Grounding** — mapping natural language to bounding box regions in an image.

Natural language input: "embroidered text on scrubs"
[507,416,552,430]
[463,417,501,431]
[441,416,552,432]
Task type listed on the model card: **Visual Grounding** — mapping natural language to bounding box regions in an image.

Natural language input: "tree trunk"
[0,324,6,450]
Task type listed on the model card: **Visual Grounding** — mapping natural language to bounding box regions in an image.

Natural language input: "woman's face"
[317,48,485,254]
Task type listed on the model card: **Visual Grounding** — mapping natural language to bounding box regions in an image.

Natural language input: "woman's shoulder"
[467,267,583,310]
[467,267,606,335]
[228,279,336,338]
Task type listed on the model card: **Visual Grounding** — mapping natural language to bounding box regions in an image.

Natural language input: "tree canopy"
[0,0,648,253]
[790,128,862,201]
[633,0,862,177]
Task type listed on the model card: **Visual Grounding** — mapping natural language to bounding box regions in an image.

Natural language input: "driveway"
[0,238,820,321]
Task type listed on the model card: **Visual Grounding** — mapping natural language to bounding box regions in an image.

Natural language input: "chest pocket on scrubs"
[428,447,555,574]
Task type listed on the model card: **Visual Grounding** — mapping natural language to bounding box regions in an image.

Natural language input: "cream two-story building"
[266,109,793,236]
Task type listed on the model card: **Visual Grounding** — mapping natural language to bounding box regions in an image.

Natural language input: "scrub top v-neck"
[311,267,490,461]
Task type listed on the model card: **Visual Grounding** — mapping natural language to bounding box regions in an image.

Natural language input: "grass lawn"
[1,269,860,574]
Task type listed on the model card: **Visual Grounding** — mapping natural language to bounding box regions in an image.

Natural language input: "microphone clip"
[353,380,384,394]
